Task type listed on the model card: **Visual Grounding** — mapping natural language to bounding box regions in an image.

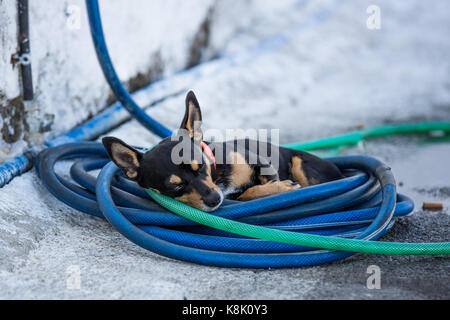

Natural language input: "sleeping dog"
[102,91,343,212]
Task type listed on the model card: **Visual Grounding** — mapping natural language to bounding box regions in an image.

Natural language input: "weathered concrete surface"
[0,0,449,299]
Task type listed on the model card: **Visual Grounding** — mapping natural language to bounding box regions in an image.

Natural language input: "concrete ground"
[0,0,449,299]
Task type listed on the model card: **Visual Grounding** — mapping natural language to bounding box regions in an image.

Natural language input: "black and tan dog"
[102,91,343,212]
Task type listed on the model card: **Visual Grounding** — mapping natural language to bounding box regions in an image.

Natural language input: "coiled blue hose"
[36,142,415,268]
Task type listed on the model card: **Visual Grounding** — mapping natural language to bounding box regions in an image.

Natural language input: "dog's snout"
[203,191,222,208]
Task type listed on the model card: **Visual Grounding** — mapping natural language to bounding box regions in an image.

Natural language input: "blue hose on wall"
[85,0,172,139]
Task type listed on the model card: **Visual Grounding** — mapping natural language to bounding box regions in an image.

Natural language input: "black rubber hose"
[18,0,33,101]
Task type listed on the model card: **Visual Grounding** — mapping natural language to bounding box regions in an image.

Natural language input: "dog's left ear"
[102,137,143,180]
[178,91,203,143]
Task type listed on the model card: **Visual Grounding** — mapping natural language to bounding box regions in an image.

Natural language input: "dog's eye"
[173,184,184,192]
[168,182,185,192]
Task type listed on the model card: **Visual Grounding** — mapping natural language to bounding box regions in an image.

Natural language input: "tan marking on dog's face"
[229,152,254,188]
[191,160,200,171]
[237,180,300,201]
[291,156,309,187]
[175,189,204,210]
[169,175,182,185]
[201,174,221,193]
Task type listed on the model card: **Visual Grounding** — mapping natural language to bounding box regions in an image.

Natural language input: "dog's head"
[102,91,223,212]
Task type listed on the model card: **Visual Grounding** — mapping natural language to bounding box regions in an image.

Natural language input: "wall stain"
[187,7,214,69]
[0,92,25,144]
[105,4,216,108]
[106,52,164,106]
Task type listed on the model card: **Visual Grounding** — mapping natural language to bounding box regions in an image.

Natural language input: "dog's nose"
[203,191,222,208]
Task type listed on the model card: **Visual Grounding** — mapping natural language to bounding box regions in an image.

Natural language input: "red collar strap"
[201,142,216,170]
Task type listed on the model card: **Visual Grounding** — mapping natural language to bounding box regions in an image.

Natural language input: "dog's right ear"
[178,91,203,143]
[102,137,142,180]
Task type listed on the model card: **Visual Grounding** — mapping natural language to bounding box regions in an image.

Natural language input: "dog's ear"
[178,91,203,143]
[102,137,142,180]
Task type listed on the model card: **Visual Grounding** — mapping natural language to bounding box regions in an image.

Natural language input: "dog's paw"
[279,180,301,191]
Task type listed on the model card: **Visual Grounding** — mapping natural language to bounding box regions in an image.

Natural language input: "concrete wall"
[0,0,23,155]
[0,0,271,161]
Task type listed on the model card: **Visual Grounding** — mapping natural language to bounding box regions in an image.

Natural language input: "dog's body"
[103,91,343,212]
[206,138,343,200]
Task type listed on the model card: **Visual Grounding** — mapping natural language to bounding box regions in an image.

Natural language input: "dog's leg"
[289,152,344,187]
[290,156,311,187]
[237,180,300,201]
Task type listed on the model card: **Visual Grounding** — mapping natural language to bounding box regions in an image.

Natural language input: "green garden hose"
[283,122,450,151]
